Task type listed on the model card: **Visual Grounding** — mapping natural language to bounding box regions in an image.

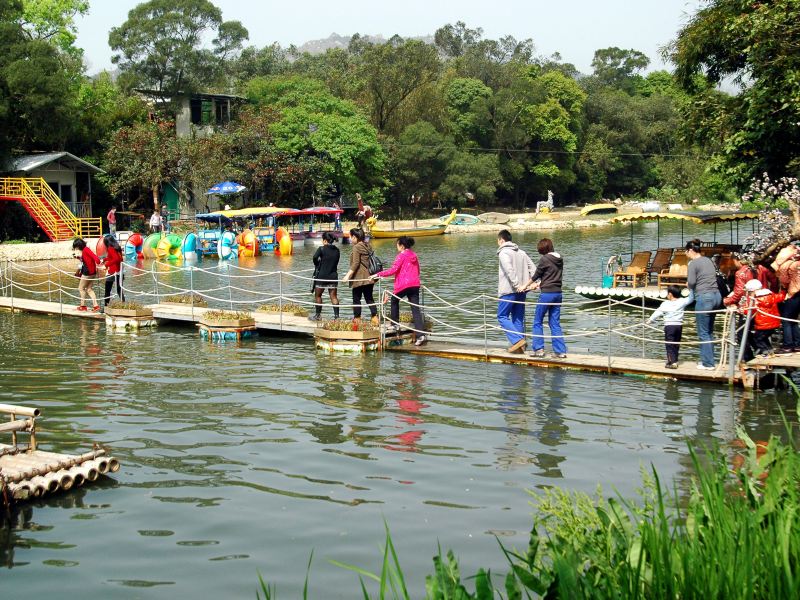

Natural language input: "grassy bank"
[258,396,799,599]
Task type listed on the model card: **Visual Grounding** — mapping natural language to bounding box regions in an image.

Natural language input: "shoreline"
[0,211,614,262]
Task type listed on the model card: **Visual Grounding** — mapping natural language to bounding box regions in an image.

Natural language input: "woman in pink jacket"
[373,236,427,346]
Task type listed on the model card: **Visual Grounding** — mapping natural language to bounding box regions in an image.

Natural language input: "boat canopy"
[610,210,760,225]
[610,210,762,255]
[291,207,343,216]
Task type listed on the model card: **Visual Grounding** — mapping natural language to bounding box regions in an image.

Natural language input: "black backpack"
[367,250,383,275]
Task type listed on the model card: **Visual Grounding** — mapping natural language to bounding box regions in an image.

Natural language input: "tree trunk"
[152,185,160,211]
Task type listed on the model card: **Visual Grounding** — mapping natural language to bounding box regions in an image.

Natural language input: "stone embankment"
[0,240,75,262]
[0,210,614,262]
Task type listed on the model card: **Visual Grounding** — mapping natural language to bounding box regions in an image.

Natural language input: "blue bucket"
[602,275,613,288]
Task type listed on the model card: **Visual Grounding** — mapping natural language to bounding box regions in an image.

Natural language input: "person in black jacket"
[526,238,567,358]
[310,232,340,321]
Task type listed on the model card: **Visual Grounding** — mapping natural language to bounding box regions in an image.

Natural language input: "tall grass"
[259,395,800,599]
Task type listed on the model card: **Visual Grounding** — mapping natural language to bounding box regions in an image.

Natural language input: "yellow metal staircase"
[0,177,102,241]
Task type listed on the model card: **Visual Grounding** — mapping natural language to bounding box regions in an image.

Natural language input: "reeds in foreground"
[259,393,800,599]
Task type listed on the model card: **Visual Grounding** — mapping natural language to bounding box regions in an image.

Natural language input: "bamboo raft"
[0,403,119,505]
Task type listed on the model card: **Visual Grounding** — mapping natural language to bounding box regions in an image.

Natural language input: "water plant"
[202,309,252,322]
[322,319,379,332]
[257,396,800,599]
[163,293,207,306]
[107,299,145,310]
[257,302,309,317]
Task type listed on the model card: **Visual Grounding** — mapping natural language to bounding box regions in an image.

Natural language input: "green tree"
[590,47,650,92]
[668,0,800,181]
[0,0,76,152]
[102,120,182,210]
[20,0,88,60]
[246,76,386,204]
[444,77,492,144]
[109,0,248,102]
[357,38,440,133]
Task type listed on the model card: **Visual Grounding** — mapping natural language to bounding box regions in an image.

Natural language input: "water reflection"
[2,229,799,597]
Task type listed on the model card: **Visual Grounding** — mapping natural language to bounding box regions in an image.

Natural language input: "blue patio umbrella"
[206,181,246,195]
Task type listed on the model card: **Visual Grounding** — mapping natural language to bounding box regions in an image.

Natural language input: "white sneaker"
[696,363,715,370]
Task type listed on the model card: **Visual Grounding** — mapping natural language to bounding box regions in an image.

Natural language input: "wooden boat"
[580,203,618,216]
[440,213,479,226]
[368,210,457,239]
[478,212,510,224]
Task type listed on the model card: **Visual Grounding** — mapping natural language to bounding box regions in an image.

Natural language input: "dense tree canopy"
[108,0,248,101]
[6,0,795,237]
[669,0,800,182]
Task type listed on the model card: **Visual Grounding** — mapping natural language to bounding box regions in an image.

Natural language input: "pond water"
[0,222,795,598]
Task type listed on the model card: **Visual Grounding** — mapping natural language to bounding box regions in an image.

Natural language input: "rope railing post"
[227,266,234,310]
[641,295,646,358]
[153,263,160,304]
[9,260,14,310]
[278,270,283,331]
[189,266,195,321]
[727,310,737,385]
[47,263,53,302]
[607,296,612,371]
[736,308,754,367]
[482,294,488,360]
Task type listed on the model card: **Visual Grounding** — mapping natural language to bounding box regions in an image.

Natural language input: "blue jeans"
[533,292,566,354]
[780,294,800,348]
[498,292,526,345]
[694,291,721,367]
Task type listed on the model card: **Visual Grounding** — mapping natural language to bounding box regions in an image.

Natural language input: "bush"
[107,300,145,310]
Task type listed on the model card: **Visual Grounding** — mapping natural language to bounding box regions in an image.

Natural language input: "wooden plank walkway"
[1,296,744,384]
[387,341,734,384]
[747,354,800,369]
[0,296,104,320]
[0,296,317,334]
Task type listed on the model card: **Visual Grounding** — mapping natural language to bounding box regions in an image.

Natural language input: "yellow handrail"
[0,177,102,241]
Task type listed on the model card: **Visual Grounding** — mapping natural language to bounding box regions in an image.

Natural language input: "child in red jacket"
[745,279,785,357]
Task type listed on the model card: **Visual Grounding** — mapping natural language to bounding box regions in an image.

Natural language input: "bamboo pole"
[0,404,39,417]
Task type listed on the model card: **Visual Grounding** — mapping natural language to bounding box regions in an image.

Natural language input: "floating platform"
[0,403,119,504]
[387,341,733,384]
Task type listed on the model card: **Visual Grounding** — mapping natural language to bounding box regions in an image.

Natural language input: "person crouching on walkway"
[527,238,567,358]
[647,285,694,369]
[103,234,125,305]
[309,232,340,321]
[72,238,101,312]
[373,236,427,346]
[744,279,785,357]
[496,230,535,353]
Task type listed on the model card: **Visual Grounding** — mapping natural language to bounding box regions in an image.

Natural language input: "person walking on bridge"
[496,230,535,354]
[686,240,721,369]
[528,238,567,358]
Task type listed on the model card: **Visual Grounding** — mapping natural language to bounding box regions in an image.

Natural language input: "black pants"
[780,294,800,348]
[753,328,777,355]
[352,284,377,318]
[104,272,124,305]
[664,325,682,364]
[391,287,424,335]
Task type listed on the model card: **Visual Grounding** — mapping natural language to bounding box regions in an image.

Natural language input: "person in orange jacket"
[744,279,785,357]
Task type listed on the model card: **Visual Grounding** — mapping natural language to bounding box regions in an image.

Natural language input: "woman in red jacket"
[72,238,101,312]
[103,234,125,305]
[745,279,785,357]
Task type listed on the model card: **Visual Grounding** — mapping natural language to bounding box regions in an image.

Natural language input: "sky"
[75,0,705,75]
